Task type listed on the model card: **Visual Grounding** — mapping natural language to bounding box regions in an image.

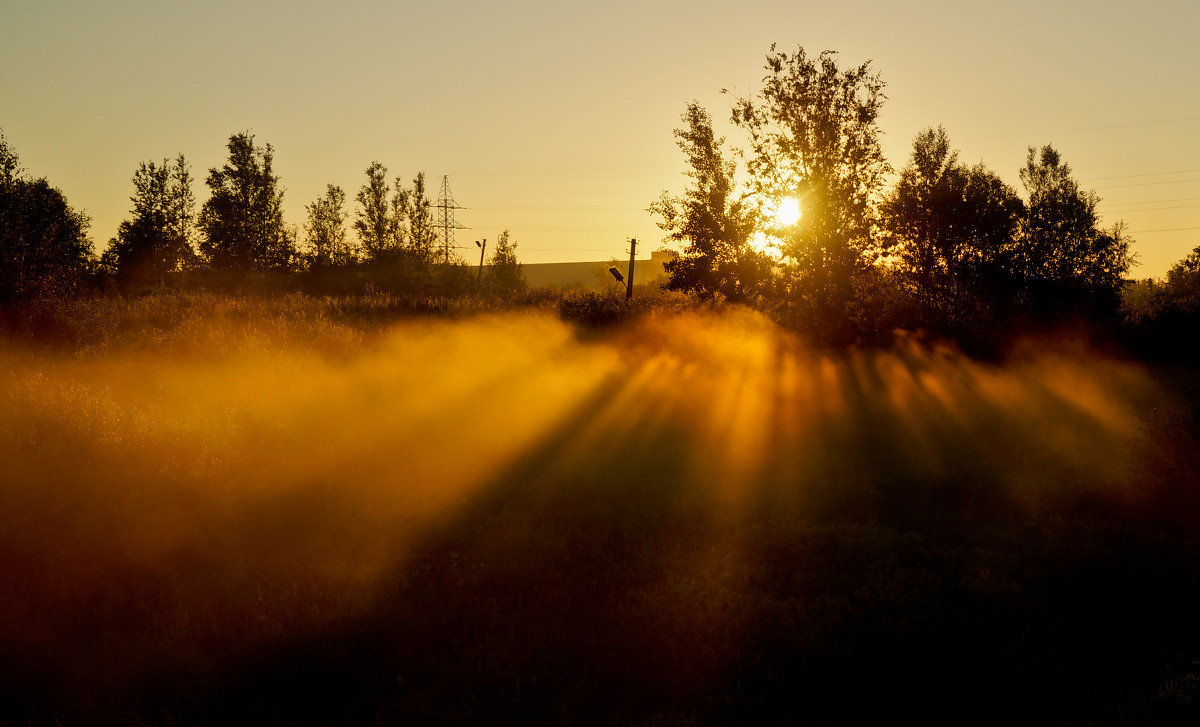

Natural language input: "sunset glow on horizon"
[2,1,1196,276]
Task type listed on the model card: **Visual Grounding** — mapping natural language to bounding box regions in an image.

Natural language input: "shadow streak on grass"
[160,329,1200,726]
[2,311,1200,726]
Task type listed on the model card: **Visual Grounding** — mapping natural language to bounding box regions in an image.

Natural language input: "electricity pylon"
[435,175,466,264]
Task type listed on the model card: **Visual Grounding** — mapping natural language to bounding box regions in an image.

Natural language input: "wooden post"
[626,238,636,301]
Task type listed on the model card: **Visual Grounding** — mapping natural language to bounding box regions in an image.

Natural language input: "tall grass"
[2,295,1198,725]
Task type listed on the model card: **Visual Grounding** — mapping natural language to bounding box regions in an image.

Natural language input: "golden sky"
[3,0,1197,276]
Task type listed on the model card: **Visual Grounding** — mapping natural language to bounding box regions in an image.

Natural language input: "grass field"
[2,292,1199,725]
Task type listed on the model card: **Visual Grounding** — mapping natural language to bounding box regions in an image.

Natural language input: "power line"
[964,114,1200,142]
[460,184,1200,215]
[467,225,644,231]
[469,204,642,210]
[459,182,1200,213]
[445,243,633,251]
[446,163,677,177]
[1092,177,1200,190]
[517,247,632,252]
[1100,196,1200,207]
[1080,169,1200,182]
[1098,204,1200,213]
[1131,227,1200,234]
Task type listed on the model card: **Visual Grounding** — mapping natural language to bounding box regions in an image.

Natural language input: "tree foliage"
[881,127,1023,329]
[105,155,198,285]
[354,166,441,266]
[0,128,20,183]
[0,129,94,302]
[1141,242,1200,318]
[650,102,772,303]
[485,228,526,296]
[1015,144,1133,317]
[199,132,294,270]
[355,162,396,263]
[645,48,1140,344]
[1119,241,1200,360]
[396,172,439,264]
[304,184,352,268]
[731,45,890,332]
[1165,243,1200,293]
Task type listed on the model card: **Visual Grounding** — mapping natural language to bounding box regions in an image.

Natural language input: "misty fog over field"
[3,309,1197,724]
[4,0,1199,718]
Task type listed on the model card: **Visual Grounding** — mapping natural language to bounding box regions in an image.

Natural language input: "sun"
[772,197,802,227]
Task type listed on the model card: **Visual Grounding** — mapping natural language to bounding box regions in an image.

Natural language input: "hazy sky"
[3,0,1197,276]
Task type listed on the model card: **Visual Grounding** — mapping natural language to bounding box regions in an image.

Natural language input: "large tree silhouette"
[355,161,396,263]
[199,132,294,270]
[1015,144,1133,318]
[396,172,438,263]
[881,127,1022,329]
[105,155,198,285]
[731,45,890,338]
[650,102,771,303]
[304,184,352,268]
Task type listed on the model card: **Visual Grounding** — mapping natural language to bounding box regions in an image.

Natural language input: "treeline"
[4,44,1200,356]
[651,46,1197,354]
[0,130,527,303]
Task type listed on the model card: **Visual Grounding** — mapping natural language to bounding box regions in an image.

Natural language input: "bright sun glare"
[774,197,801,227]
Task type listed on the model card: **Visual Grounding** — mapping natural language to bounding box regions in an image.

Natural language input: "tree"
[881,127,1022,328]
[1143,242,1200,317]
[882,127,957,322]
[169,153,198,255]
[304,184,352,268]
[1015,144,1134,318]
[1122,242,1200,360]
[105,155,198,285]
[486,229,526,296]
[731,46,890,335]
[355,161,396,263]
[955,161,1029,321]
[396,172,438,263]
[0,128,19,183]
[0,129,95,302]
[649,102,772,302]
[1165,242,1200,292]
[199,132,294,270]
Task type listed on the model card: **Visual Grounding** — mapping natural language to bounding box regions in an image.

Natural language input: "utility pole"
[475,239,487,282]
[625,238,636,301]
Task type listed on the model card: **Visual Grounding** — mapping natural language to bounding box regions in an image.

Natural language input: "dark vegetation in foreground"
[2,276,1199,366]
[1,295,1200,726]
